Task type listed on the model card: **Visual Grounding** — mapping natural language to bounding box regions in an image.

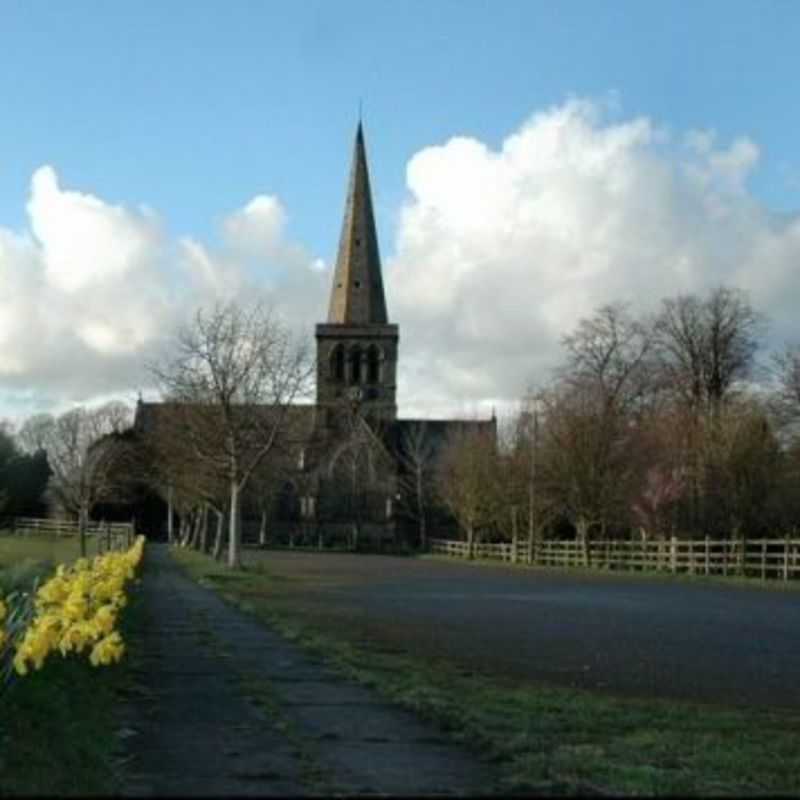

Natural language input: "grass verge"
[0,547,142,796]
[173,545,800,796]
[421,552,800,593]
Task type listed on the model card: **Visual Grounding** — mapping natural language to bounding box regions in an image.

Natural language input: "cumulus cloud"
[0,168,325,418]
[2,97,799,423]
[386,99,800,418]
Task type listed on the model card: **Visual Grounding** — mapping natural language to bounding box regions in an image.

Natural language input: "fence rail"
[0,517,134,553]
[428,535,800,581]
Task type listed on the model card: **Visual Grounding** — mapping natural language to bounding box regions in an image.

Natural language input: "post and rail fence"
[0,516,135,553]
[428,535,800,582]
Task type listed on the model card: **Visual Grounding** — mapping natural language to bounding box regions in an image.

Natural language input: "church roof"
[387,418,497,452]
[134,400,318,443]
[327,123,389,325]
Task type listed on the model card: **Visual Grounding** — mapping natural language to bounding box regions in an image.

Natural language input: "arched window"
[367,345,382,384]
[350,345,362,384]
[330,345,345,382]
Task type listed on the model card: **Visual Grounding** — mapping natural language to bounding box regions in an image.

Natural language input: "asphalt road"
[246,550,800,710]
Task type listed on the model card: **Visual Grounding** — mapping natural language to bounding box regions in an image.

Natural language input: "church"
[132,124,495,547]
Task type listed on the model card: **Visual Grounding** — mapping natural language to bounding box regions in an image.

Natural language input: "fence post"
[705,536,710,575]
[511,507,519,565]
[761,540,767,581]
[722,538,727,576]
[670,536,677,573]
[739,537,745,577]
[784,536,790,582]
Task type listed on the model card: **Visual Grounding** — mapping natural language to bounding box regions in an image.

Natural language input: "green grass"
[421,552,800,594]
[0,535,141,796]
[0,533,83,592]
[0,654,131,796]
[173,545,800,796]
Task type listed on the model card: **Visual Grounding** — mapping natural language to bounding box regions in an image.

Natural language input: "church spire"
[327,122,388,325]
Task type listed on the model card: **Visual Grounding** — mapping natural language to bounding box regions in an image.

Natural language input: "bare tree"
[770,343,800,429]
[700,398,782,538]
[654,286,766,414]
[140,402,229,550]
[326,398,392,551]
[20,403,135,556]
[537,381,643,559]
[395,422,435,549]
[249,439,296,548]
[504,397,558,557]
[149,301,312,568]
[631,466,686,540]
[436,427,500,558]
[561,302,658,416]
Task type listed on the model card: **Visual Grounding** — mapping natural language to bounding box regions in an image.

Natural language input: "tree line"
[433,286,800,556]
[3,286,799,567]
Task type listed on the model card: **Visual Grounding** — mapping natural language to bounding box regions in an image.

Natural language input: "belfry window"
[350,346,363,384]
[367,345,381,384]
[331,345,345,382]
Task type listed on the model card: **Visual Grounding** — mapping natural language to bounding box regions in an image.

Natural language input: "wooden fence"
[0,516,134,553]
[428,535,800,582]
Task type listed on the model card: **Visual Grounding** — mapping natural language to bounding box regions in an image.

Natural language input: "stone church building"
[132,124,495,547]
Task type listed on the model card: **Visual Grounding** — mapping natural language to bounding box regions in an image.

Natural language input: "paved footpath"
[119,545,499,797]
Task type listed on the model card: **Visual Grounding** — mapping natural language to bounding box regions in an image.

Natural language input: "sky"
[1,0,799,421]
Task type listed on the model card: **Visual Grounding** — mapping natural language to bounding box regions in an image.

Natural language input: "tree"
[651,286,766,532]
[324,398,393,551]
[561,302,658,416]
[0,424,17,515]
[631,466,686,540]
[18,403,135,556]
[654,286,766,414]
[150,300,312,568]
[700,399,782,538]
[503,397,559,557]
[436,427,501,558]
[537,381,643,557]
[395,422,435,549]
[770,343,800,429]
[139,401,230,552]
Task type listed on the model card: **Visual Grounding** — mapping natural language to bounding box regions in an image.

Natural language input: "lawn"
[0,533,82,590]
[173,546,800,796]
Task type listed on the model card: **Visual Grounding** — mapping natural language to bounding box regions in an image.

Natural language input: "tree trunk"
[416,470,426,551]
[350,521,359,552]
[467,522,474,560]
[511,507,519,564]
[167,485,174,545]
[212,509,225,560]
[199,505,209,553]
[78,502,88,558]
[576,518,590,567]
[227,481,241,569]
[179,516,190,547]
[259,509,267,547]
[189,509,202,549]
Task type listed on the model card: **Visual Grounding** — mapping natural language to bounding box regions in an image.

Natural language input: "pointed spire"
[327,123,388,325]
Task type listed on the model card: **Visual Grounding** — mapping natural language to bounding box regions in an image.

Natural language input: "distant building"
[132,124,495,546]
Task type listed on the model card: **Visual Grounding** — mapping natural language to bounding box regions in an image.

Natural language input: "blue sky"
[3,1,798,249]
[1,1,799,418]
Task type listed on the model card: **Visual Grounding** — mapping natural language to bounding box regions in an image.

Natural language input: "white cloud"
[0,168,324,418]
[1,98,799,423]
[222,194,286,256]
[387,99,800,418]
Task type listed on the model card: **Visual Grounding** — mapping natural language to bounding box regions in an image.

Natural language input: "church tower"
[316,123,399,424]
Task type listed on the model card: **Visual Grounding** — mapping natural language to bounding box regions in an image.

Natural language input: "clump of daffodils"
[6,536,144,677]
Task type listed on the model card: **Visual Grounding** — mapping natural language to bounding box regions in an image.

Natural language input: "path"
[120,545,498,797]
